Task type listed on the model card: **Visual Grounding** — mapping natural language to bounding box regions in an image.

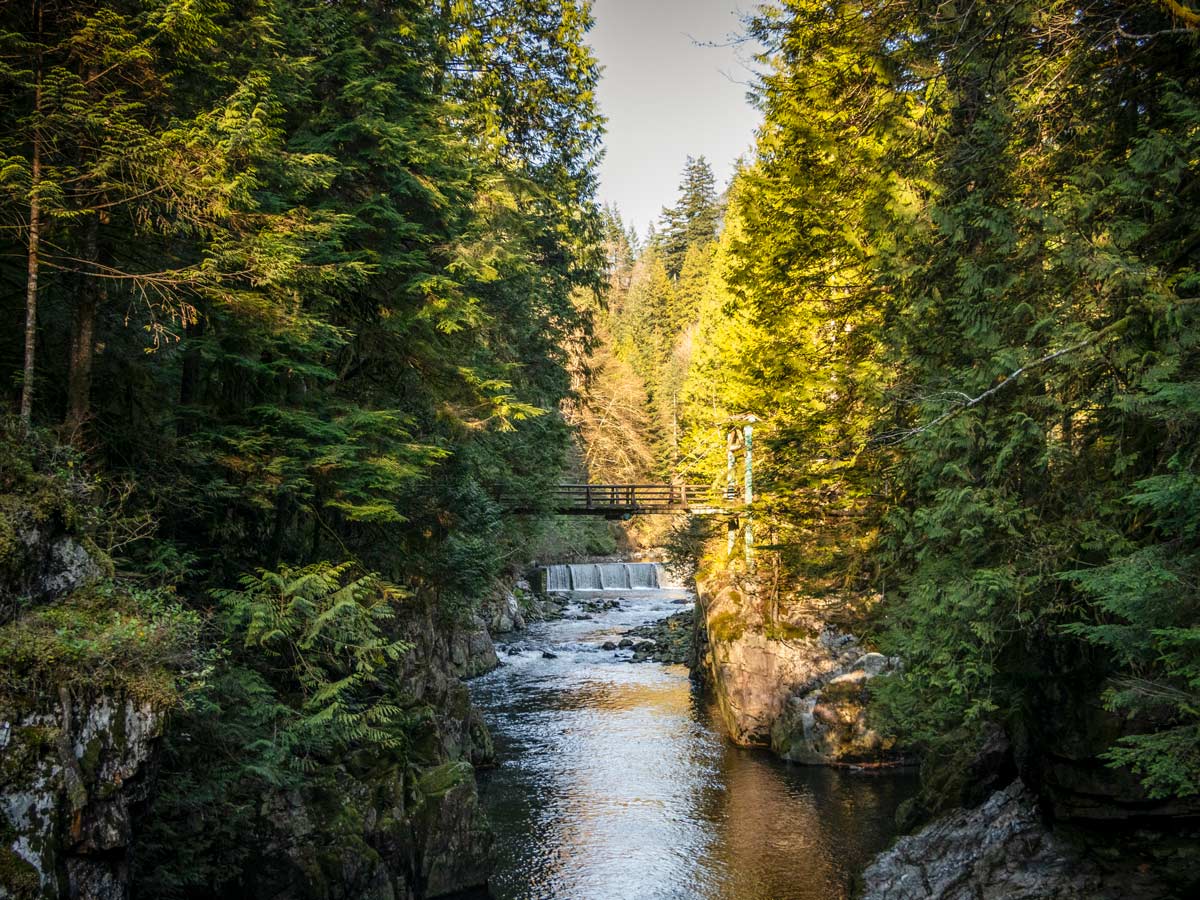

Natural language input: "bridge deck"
[539,483,722,516]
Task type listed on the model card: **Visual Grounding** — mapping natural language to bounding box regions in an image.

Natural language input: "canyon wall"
[691,569,907,767]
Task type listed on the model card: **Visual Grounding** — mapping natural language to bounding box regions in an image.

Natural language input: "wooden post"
[743,419,755,568]
[743,421,754,506]
[726,428,738,501]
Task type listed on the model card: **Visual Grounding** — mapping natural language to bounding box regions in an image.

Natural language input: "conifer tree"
[657,155,720,277]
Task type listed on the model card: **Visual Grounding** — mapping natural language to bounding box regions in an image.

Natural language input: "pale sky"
[588,0,763,239]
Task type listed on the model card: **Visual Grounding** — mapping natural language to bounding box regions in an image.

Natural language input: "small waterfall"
[546,565,572,592]
[626,563,659,589]
[570,564,602,590]
[543,562,661,592]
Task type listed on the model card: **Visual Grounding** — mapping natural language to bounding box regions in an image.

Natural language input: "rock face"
[859,780,1174,900]
[693,573,907,765]
[241,600,502,899]
[2,480,158,900]
[1,692,162,900]
[482,588,526,635]
[412,762,494,898]
[0,483,102,624]
[481,578,567,635]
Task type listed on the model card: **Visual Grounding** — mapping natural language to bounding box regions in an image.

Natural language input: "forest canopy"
[1,0,604,892]
[604,0,1200,803]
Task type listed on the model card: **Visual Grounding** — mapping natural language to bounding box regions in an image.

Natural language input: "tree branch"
[873,316,1134,446]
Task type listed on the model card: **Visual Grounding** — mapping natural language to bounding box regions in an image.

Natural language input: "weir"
[544,562,661,591]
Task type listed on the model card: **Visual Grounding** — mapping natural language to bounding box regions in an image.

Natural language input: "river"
[466,577,915,900]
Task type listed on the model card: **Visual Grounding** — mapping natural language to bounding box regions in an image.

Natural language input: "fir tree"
[657,155,720,278]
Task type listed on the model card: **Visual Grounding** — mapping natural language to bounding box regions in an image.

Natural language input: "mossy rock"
[764,620,817,642]
[0,844,41,898]
[416,761,474,800]
[707,610,746,643]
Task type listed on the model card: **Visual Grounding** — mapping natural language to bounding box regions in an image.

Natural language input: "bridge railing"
[548,483,717,511]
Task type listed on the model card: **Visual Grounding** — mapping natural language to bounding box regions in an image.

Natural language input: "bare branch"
[873,316,1134,446]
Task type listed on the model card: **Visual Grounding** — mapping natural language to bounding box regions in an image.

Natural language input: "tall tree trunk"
[20,54,42,428]
[65,217,99,438]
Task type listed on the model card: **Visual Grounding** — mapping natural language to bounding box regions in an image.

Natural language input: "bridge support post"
[726,430,738,501]
[743,420,755,570]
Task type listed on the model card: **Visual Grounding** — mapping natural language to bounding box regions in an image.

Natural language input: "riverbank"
[687,563,1199,899]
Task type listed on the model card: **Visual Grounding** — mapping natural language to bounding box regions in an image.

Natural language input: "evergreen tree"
[673,0,1200,807]
[657,155,720,277]
[869,1,1200,801]
[0,0,301,434]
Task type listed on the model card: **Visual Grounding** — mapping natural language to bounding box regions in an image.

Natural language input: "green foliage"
[216,563,412,764]
[866,1,1200,801]
[134,562,423,895]
[0,582,200,709]
[1060,384,1200,796]
[0,0,605,891]
[610,0,1200,809]
[656,155,721,278]
[526,516,619,563]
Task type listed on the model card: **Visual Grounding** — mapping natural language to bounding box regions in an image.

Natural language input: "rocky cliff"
[1,693,162,899]
[692,570,908,767]
[2,587,506,900]
[1,447,168,899]
[1,449,508,900]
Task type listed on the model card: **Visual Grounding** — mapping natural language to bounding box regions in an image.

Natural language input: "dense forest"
[597,0,1200,815]
[1,0,605,894]
[2,0,1200,897]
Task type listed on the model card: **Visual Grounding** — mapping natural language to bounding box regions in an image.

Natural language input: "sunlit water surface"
[467,587,914,900]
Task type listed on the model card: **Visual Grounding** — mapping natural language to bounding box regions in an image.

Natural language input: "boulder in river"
[542,650,558,659]
[695,572,910,766]
[770,659,905,766]
[601,641,617,651]
[859,779,1175,900]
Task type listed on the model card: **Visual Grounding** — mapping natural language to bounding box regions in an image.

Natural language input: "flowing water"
[467,569,915,900]
[544,562,661,591]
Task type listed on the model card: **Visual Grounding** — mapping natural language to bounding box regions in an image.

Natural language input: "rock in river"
[859,780,1172,900]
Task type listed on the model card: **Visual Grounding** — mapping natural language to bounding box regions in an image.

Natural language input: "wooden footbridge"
[508,418,759,520]
[542,483,725,517]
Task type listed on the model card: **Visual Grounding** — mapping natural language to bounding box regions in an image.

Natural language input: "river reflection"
[468,588,914,900]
